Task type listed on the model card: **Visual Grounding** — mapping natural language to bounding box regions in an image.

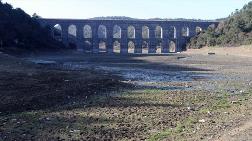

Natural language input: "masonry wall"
[38,19,218,54]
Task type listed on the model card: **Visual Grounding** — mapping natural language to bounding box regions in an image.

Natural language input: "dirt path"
[184,48,252,141]
[214,120,252,141]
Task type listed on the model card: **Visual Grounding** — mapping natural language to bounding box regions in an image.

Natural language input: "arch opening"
[128,26,135,39]
[156,40,162,54]
[98,25,107,39]
[169,26,177,39]
[113,41,120,53]
[113,25,121,39]
[68,24,77,45]
[128,41,135,54]
[99,41,106,53]
[83,25,92,38]
[155,26,163,39]
[84,40,92,53]
[142,26,149,39]
[196,26,202,34]
[182,26,190,37]
[52,24,62,41]
[169,41,176,53]
[142,41,149,54]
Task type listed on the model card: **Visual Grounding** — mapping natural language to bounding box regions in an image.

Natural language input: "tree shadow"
[0,53,216,140]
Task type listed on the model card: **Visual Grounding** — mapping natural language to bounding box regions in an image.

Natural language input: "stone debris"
[208,52,216,55]
[199,119,206,123]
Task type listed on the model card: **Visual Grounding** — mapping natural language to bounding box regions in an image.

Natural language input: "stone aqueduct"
[38,19,218,54]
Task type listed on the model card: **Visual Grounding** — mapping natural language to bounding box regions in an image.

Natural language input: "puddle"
[60,62,217,90]
[30,60,57,65]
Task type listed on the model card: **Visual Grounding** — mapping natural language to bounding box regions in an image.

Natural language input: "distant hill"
[187,1,252,48]
[0,1,64,54]
[89,16,137,20]
[90,16,213,21]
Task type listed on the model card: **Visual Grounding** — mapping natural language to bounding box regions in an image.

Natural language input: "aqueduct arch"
[38,18,218,54]
[83,25,92,38]
[52,24,62,41]
[196,26,202,34]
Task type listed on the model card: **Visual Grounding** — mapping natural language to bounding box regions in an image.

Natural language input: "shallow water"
[28,55,250,91]
[61,62,218,90]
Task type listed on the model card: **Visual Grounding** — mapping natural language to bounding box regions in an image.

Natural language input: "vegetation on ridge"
[0,1,64,54]
[187,1,252,48]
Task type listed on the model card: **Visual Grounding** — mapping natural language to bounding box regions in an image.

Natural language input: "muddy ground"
[0,51,252,141]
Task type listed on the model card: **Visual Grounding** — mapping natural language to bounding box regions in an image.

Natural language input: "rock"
[196,126,201,130]
[177,57,187,60]
[231,101,238,104]
[70,129,81,133]
[199,119,206,123]
[224,112,229,114]
[207,111,212,115]
[249,82,252,86]
[185,84,192,88]
[208,52,216,55]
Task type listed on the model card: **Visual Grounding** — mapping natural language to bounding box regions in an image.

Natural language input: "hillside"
[0,1,63,55]
[89,16,137,20]
[90,16,212,21]
[187,1,252,49]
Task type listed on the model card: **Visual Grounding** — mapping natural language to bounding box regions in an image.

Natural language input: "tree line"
[187,1,252,49]
[0,1,64,54]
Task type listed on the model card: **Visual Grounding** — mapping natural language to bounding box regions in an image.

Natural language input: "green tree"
[188,1,252,48]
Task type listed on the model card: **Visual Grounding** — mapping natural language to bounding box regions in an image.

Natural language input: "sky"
[2,0,252,20]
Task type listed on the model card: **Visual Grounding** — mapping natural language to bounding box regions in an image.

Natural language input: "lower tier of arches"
[67,39,188,54]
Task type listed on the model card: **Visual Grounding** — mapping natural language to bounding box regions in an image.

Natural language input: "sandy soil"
[214,120,252,141]
[185,46,252,58]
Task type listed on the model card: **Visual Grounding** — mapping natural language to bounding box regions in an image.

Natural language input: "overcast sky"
[2,0,252,19]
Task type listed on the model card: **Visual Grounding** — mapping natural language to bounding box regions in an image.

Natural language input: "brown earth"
[186,47,252,141]
[185,45,252,58]
[0,48,251,141]
[0,52,125,114]
[213,120,252,141]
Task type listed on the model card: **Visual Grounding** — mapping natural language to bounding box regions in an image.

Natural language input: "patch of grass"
[212,92,230,110]
[141,89,166,94]
[148,128,172,141]
[148,117,197,141]
[190,95,206,104]
[147,86,252,141]
[199,108,211,114]
[213,98,231,110]
[184,117,197,130]
[174,122,185,133]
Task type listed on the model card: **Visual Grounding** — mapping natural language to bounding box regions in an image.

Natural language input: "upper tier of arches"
[51,23,211,41]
